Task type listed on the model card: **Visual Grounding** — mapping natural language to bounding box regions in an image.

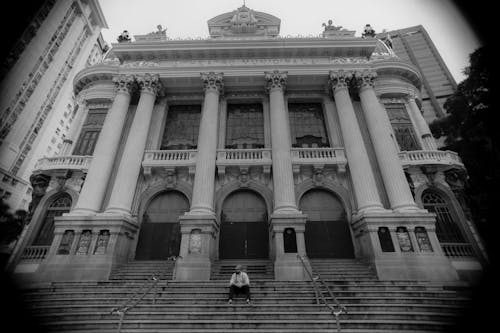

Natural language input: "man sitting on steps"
[227,264,251,304]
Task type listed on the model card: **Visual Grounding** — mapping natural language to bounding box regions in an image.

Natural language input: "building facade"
[0,0,108,212]
[8,5,487,284]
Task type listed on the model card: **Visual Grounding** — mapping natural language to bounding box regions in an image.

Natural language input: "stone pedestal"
[175,214,219,281]
[352,211,459,281]
[28,215,138,283]
[271,213,309,281]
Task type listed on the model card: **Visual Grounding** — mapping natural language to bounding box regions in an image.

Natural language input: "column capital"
[328,70,354,92]
[201,72,224,95]
[136,73,162,96]
[353,69,377,91]
[265,70,288,92]
[112,74,134,95]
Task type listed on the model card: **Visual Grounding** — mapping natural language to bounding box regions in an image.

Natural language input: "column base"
[270,213,309,281]
[20,215,138,284]
[352,211,459,282]
[175,213,219,281]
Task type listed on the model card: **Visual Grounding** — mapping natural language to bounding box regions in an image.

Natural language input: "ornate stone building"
[7,5,487,284]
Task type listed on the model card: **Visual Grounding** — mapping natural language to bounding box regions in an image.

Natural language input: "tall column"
[265,70,299,214]
[70,75,134,215]
[189,72,223,214]
[407,95,437,150]
[176,73,223,281]
[328,70,384,213]
[355,70,419,212]
[105,74,161,215]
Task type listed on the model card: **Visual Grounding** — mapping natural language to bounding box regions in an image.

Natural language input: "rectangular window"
[161,105,201,150]
[384,103,420,151]
[73,108,107,155]
[225,103,264,149]
[288,103,329,148]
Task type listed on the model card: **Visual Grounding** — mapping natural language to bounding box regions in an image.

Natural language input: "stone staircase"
[109,260,175,281]
[211,259,275,280]
[19,258,471,332]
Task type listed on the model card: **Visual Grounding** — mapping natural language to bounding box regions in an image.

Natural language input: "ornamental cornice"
[73,65,119,95]
[371,59,422,90]
[201,72,224,94]
[264,70,288,92]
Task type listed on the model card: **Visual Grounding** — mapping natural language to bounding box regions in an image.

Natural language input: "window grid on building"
[422,191,466,243]
[73,108,107,156]
[384,103,420,151]
[288,103,329,148]
[161,105,201,150]
[225,103,264,149]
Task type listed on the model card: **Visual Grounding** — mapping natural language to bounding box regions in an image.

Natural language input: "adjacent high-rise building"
[0,0,108,212]
[377,25,458,123]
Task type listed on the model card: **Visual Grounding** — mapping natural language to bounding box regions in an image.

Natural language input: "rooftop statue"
[117,30,131,43]
[383,33,393,49]
[230,5,259,33]
[362,24,376,38]
[133,25,168,41]
[322,19,342,31]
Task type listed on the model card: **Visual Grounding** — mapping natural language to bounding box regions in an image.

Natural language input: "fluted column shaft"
[356,70,418,212]
[105,74,161,215]
[71,75,133,215]
[189,72,223,214]
[265,71,299,214]
[328,71,384,213]
[407,96,437,150]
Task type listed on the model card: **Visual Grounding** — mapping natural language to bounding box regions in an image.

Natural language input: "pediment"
[207,5,281,38]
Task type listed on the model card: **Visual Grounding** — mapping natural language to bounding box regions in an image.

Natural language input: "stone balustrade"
[399,150,464,168]
[216,148,272,166]
[34,156,92,172]
[20,245,50,261]
[142,149,197,175]
[291,147,347,168]
[441,242,475,258]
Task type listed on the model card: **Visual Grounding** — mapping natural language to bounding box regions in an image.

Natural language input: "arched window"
[422,190,466,243]
[32,193,72,246]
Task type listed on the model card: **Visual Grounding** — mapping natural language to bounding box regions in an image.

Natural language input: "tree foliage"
[430,46,497,255]
[0,200,26,245]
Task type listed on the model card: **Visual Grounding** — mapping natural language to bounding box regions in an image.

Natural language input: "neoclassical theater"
[8,5,487,283]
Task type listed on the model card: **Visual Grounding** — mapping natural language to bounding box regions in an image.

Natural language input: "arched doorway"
[219,190,269,259]
[300,189,354,258]
[135,191,189,260]
[32,193,72,246]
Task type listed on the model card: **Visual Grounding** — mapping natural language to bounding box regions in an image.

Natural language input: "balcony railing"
[399,150,464,168]
[441,242,475,258]
[142,150,197,175]
[291,147,347,165]
[216,148,272,166]
[34,155,92,172]
[20,245,50,262]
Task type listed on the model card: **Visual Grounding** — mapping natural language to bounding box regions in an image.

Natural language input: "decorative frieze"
[201,72,224,94]
[264,70,287,92]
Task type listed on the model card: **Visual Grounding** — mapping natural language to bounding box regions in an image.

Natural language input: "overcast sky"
[98,0,480,83]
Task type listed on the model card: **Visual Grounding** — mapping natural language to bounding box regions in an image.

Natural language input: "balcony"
[291,147,347,175]
[34,156,92,175]
[20,245,50,262]
[142,149,197,176]
[216,148,272,179]
[399,150,464,170]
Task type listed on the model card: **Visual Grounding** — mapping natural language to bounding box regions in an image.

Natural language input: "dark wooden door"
[219,190,268,259]
[301,190,355,258]
[135,191,188,260]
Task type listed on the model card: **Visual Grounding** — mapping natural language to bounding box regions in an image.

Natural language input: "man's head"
[235,265,242,273]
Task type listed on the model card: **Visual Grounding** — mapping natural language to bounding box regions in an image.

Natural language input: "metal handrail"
[297,254,347,332]
[110,255,181,333]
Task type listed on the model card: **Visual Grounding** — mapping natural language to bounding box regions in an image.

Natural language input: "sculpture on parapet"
[361,24,376,38]
[117,30,131,43]
[322,19,342,31]
[383,33,393,49]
